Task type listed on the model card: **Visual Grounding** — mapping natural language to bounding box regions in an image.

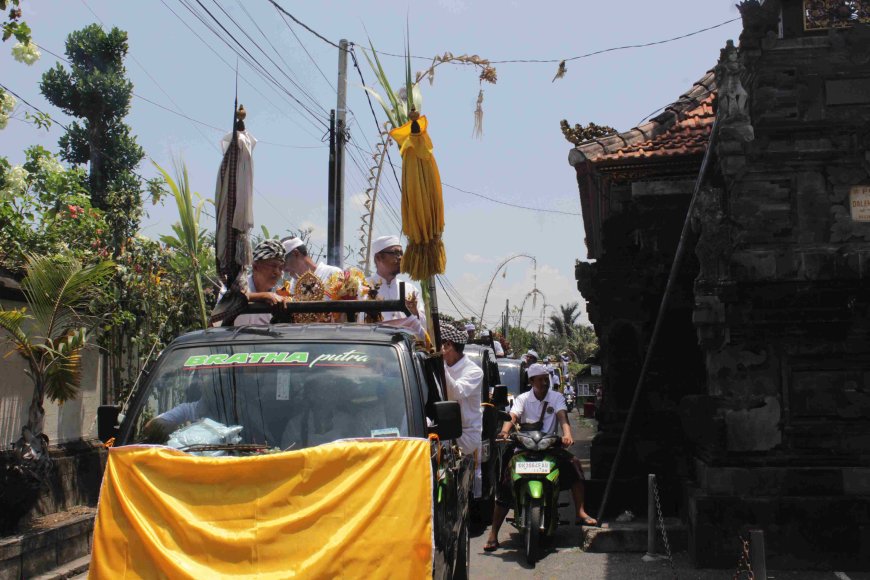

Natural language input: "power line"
[36,42,328,151]
[442,181,581,216]
[187,0,328,125]
[357,17,741,64]
[266,0,342,50]
[254,5,738,68]
[173,0,328,134]
[271,2,336,93]
[158,0,325,143]
[206,0,328,117]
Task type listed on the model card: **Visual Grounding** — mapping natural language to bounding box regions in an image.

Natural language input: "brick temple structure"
[570,0,870,569]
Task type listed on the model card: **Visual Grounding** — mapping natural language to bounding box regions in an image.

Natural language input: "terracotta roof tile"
[570,70,717,166]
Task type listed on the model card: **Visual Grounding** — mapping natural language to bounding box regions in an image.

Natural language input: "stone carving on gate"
[715,41,754,138]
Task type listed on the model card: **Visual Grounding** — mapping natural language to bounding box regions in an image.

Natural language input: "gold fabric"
[389,116,446,280]
[90,440,434,579]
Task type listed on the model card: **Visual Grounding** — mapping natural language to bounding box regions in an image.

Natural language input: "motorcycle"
[504,429,562,566]
[564,393,575,412]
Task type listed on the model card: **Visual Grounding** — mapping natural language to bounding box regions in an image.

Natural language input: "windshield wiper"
[180,443,270,454]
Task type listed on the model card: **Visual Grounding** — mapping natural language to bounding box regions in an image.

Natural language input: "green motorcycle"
[506,429,562,565]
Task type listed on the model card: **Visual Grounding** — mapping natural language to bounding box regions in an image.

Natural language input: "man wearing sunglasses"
[367,235,427,340]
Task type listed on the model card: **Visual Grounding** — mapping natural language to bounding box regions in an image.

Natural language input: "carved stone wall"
[687,12,870,568]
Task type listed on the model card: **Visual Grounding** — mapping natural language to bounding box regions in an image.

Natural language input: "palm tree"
[548,302,581,337]
[0,252,114,460]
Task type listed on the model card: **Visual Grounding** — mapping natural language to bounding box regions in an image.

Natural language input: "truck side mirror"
[97,405,121,443]
[431,401,462,441]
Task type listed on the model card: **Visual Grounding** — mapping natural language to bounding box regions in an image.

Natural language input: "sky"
[0,0,744,332]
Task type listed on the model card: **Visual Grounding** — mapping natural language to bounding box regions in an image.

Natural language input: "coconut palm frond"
[0,308,32,352]
[364,40,403,125]
[362,86,398,128]
[39,329,87,403]
[20,253,115,340]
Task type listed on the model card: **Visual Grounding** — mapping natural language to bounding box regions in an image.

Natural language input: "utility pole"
[327,109,336,261]
[328,39,348,267]
[503,299,509,337]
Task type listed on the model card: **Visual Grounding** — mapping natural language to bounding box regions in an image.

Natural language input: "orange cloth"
[89,440,433,579]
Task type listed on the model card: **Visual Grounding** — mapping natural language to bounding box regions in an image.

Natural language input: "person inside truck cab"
[441,321,484,498]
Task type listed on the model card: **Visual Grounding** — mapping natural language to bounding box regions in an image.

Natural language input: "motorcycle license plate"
[515,461,550,474]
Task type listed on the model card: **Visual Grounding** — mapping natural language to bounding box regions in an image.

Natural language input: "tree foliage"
[0,146,109,269]
[40,24,144,247]
[0,252,114,440]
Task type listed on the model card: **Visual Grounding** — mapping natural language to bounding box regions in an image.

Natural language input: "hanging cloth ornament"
[389,111,446,280]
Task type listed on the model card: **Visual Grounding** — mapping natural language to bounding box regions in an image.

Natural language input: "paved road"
[469,413,870,580]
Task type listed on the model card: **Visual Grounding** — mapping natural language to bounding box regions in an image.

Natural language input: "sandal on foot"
[483,540,500,552]
[577,516,598,526]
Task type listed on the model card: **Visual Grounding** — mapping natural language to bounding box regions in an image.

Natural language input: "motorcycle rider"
[484,363,596,551]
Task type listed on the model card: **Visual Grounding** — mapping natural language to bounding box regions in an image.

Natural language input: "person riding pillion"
[484,363,596,552]
[441,322,484,498]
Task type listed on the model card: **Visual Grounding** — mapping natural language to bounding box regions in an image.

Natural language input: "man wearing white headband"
[281,236,342,293]
[365,235,427,339]
[484,362,596,551]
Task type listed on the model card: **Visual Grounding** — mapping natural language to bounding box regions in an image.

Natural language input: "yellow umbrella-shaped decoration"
[389,111,445,280]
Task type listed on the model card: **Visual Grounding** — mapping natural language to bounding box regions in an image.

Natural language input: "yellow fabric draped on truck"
[89,439,434,579]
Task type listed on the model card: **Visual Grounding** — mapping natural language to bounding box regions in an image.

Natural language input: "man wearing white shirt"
[441,322,484,498]
[281,236,342,294]
[484,363,596,551]
[365,235,427,340]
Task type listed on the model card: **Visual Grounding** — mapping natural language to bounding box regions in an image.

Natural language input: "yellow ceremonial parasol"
[389,110,445,280]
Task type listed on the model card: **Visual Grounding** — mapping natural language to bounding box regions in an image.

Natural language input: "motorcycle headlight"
[536,436,559,451]
[515,433,536,450]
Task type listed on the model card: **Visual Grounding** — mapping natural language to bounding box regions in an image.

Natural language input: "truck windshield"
[131,343,408,452]
[497,360,521,397]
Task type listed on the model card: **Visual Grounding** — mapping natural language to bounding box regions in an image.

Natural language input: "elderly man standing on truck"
[441,322,484,498]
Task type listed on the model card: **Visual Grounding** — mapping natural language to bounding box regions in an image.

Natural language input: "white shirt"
[363,273,427,339]
[444,355,483,455]
[287,262,343,295]
[217,273,276,326]
[512,389,567,436]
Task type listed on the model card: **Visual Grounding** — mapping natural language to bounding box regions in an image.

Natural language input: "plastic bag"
[166,418,243,457]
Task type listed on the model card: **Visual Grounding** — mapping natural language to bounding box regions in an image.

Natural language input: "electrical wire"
[206,0,328,116]
[174,0,328,134]
[266,0,343,50]
[159,0,325,143]
[355,17,741,64]
[188,0,329,124]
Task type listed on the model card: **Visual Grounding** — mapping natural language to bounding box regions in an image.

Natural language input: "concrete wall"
[0,297,103,447]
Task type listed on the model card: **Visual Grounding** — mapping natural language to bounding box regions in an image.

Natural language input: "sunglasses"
[380,250,403,258]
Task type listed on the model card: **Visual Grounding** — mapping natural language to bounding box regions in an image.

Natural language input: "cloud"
[438,0,467,13]
[441,261,590,329]
[464,253,491,264]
